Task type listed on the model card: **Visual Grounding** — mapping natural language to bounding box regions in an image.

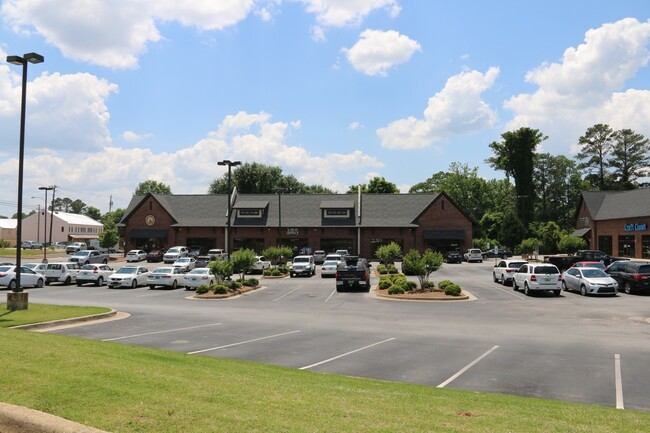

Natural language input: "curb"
[10,309,118,331]
[0,402,111,433]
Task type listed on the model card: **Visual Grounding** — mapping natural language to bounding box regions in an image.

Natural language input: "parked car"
[290,255,316,277]
[147,267,185,289]
[251,256,271,274]
[482,248,513,259]
[183,268,217,290]
[172,257,196,272]
[320,260,339,278]
[313,250,327,265]
[0,265,44,290]
[444,251,463,264]
[571,261,606,271]
[66,242,88,254]
[324,254,343,264]
[76,264,115,287]
[69,249,109,265]
[463,248,483,263]
[208,249,226,261]
[21,240,43,249]
[335,256,371,292]
[188,248,201,258]
[23,262,48,274]
[126,250,148,262]
[561,267,618,296]
[107,266,150,289]
[194,256,212,268]
[163,246,189,263]
[146,249,166,263]
[493,259,528,285]
[43,262,81,286]
[605,260,650,294]
[512,263,561,296]
[335,249,350,258]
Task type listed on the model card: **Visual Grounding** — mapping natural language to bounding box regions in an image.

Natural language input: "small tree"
[375,242,402,264]
[557,236,587,254]
[402,249,443,290]
[230,249,257,281]
[209,259,233,283]
[520,237,542,255]
[99,229,119,250]
[263,246,293,266]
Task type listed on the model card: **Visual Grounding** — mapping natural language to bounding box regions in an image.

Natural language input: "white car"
[290,255,315,277]
[23,262,48,274]
[108,266,150,288]
[76,264,115,287]
[324,254,343,264]
[184,268,217,290]
[463,248,483,263]
[172,257,196,272]
[562,267,619,296]
[147,267,185,289]
[320,260,339,278]
[0,265,45,290]
[251,256,271,273]
[44,262,80,286]
[163,246,189,263]
[513,263,561,296]
[125,249,148,262]
[493,259,528,285]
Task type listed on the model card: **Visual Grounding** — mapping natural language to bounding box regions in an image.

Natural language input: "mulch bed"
[374,287,469,301]
[192,284,260,299]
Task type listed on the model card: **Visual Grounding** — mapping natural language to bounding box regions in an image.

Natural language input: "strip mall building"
[574,189,650,259]
[118,192,474,258]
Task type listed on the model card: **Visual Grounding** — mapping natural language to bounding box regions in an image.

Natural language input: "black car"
[146,249,166,263]
[482,248,513,259]
[605,260,650,294]
[445,251,462,263]
[194,256,211,268]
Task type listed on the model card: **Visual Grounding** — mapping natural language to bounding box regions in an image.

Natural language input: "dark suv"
[605,260,650,294]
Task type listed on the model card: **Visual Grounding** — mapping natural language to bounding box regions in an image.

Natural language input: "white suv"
[290,255,315,277]
[493,259,528,285]
[163,246,189,263]
[513,263,562,296]
[464,248,483,263]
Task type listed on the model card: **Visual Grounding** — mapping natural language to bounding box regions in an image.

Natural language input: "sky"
[1,0,650,217]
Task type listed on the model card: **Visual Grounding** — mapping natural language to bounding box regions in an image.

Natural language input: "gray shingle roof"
[582,189,650,220]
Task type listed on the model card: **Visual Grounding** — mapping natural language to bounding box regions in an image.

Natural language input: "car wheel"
[8,280,16,290]
[524,283,531,296]
[77,282,83,287]
[562,281,569,291]
[624,282,633,295]
[493,272,498,283]
[580,285,587,296]
[501,275,507,286]
[36,278,43,288]
[149,285,156,289]
[171,280,177,289]
[131,279,137,289]
[45,280,50,286]
[64,277,71,285]
[513,280,518,291]
[96,277,103,287]
[553,290,561,296]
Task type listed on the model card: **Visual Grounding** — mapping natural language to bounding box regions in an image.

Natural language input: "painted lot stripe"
[136,288,184,297]
[615,353,624,410]
[299,338,395,370]
[324,289,336,303]
[273,287,300,301]
[188,330,301,355]
[102,323,222,341]
[489,284,526,300]
[437,345,499,388]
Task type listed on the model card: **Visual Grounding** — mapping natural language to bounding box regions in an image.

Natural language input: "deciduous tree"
[134,180,172,196]
[575,124,614,190]
[608,129,650,189]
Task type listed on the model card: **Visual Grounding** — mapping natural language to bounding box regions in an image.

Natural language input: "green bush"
[211,284,228,294]
[444,284,462,296]
[390,273,406,283]
[388,285,405,295]
[277,265,289,274]
[0,239,11,248]
[378,279,392,290]
[438,280,454,290]
[227,280,242,290]
[405,280,417,291]
[243,278,259,287]
[557,235,588,254]
[195,284,210,294]
[387,264,399,274]
[376,264,388,274]
[421,280,436,289]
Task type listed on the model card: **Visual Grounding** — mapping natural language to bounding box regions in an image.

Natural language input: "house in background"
[0,219,17,245]
[21,211,104,244]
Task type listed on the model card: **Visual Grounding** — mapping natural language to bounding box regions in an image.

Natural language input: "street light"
[39,186,54,263]
[275,187,287,244]
[6,52,44,309]
[218,160,241,256]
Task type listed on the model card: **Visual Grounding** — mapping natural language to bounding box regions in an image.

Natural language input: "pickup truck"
[335,256,371,292]
[66,242,88,254]
[69,249,110,265]
[544,250,628,272]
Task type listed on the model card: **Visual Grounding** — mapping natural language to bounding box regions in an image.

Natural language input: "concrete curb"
[0,402,111,433]
[10,309,118,331]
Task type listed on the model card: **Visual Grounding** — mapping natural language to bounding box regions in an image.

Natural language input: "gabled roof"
[581,189,650,220]
[0,219,17,229]
[121,194,229,227]
[47,211,102,226]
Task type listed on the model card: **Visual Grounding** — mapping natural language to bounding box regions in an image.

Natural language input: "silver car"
[320,260,339,278]
[562,267,618,296]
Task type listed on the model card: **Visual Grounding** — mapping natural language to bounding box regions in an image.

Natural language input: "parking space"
[12,259,650,412]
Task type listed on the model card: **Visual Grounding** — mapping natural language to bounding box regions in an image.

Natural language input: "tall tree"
[84,206,102,221]
[347,177,399,194]
[208,163,331,194]
[134,180,172,196]
[608,129,650,189]
[486,127,547,228]
[575,123,614,190]
[52,197,73,212]
[102,209,125,229]
[70,199,86,214]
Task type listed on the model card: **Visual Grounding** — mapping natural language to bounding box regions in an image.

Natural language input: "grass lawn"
[0,303,110,328]
[1,307,649,432]
[0,248,55,257]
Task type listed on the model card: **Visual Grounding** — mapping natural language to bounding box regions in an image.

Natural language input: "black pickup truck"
[544,250,628,271]
[335,256,371,292]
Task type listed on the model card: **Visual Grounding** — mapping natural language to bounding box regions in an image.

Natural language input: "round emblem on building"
[145,214,156,226]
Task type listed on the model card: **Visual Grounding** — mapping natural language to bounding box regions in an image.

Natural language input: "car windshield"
[23,264,37,270]
[176,258,190,262]
[116,268,137,274]
[76,252,90,256]
[294,257,310,263]
[153,268,173,274]
[639,265,650,273]
[0,266,12,272]
[583,269,608,278]
[508,262,526,269]
[167,248,179,253]
[534,266,559,274]
[189,269,208,275]
[323,261,338,266]
[81,265,97,270]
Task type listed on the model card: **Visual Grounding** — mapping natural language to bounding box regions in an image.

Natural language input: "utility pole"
[39,186,54,262]
[49,185,57,248]
[109,195,113,213]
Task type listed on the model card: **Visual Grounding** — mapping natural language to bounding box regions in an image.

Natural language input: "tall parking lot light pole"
[275,187,287,244]
[39,186,54,263]
[6,52,44,309]
[218,160,241,257]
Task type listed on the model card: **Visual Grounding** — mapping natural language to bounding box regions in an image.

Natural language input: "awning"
[423,230,465,240]
[570,228,591,237]
[68,235,100,239]
[128,229,168,239]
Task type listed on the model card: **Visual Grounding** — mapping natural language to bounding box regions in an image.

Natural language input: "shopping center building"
[118,192,474,258]
[574,189,650,259]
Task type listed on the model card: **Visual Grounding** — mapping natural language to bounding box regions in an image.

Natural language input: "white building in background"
[21,211,103,244]
[0,219,18,245]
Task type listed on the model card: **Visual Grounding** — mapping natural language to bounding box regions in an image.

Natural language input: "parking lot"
[11,256,650,412]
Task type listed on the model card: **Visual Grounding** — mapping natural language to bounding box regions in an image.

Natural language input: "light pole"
[30,199,40,243]
[6,52,44,310]
[275,187,287,244]
[218,160,241,257]
[39,186,54,263]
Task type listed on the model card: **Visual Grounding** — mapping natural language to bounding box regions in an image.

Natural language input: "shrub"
[378,279,392,290]
[404,280,417,291]
[243,278,259,287]
[421,280,436,290]
[195,284,210,294]
[557,235,588,254]
[0,239,10,248]
[375,242,402,264]
[390,273,406,283]
[444,284,462,296]
[388,285,405,295]
[376,264,388,274]
[227,280,242,290]
[438,280,454,290]
[387,264,399,274]
[211,284,228,294]
[277,265,289,274]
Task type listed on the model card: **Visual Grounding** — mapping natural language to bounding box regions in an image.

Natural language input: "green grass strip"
[0,303,110,328]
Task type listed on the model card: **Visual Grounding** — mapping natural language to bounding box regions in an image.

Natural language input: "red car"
[571,261,606,270]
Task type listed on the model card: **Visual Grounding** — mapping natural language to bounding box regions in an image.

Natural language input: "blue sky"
[1,0,649,216]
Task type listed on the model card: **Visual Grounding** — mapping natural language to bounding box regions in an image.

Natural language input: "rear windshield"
[639,265,650,274]
[508,262,526,269]
[534,266,559,274]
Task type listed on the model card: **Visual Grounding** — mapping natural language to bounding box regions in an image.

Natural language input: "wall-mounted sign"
[624,223,647,232]
[286,228,299,235]
[145,214,156,226]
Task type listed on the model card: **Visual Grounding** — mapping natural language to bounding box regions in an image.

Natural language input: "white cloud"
[377,67,500,149]
[348,121,362,130]
[302,0,400,27]
[343,29,421,76]
[122,131,153,142]
[504,18,650,154]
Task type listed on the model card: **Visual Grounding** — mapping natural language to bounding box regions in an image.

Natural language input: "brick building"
[118,192,474,258]
[574,189,650,259]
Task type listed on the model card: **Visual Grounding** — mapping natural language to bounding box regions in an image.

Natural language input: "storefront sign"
[624,223,647,232]
[286,228,299,235]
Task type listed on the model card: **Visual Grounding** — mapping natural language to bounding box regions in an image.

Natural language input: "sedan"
[444,251,463,264]
[0,265,45,290]
[571,261,606,271]
[146,249,166,263]
[320,260,339,278]
[172,257,196,272]
[125,250,148,262]
[23,262,48,274]
[184,268,217,290]
[147,267,185,289]
[76,264,114,287]
[107,266,150,289]
[513,263,561,296]
[562,267,618,296]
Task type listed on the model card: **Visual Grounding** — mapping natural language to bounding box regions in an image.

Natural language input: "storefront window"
[598,236,612,255]
[618,235,635,258]
[643,235,650,259]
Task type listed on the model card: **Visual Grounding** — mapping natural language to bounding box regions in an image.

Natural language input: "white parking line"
[615,353,624,410]
[489,284,526,300]
[273,287,300,301]
[188,330,302,355]
[324,289,337,303]
[102,323,223,341]
[299,338,395,370]
[135,288,184,297]
[437,345,499,388]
